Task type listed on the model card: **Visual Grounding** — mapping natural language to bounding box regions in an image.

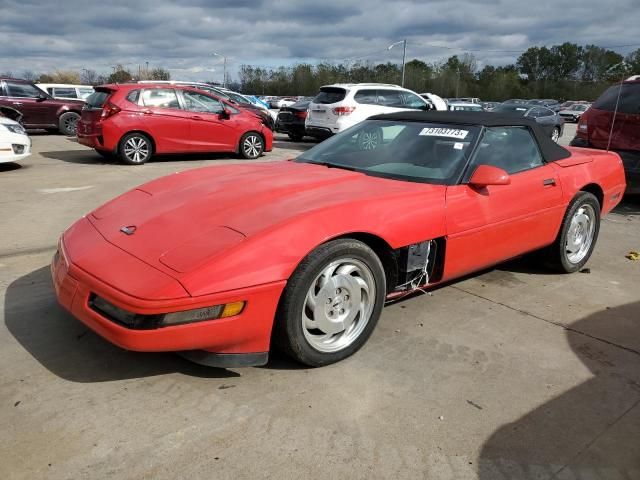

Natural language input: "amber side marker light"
[90,295,246,329]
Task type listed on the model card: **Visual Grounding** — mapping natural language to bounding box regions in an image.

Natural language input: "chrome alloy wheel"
[302,258,376,353]
[243,134,263,158]
[124,137,150,163]
[565,204,596,264]
[63,115,79,134]
[551,127,560,142]
[359,130,380,150]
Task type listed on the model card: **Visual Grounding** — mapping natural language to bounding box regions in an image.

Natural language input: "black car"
[275,99,310,141]
[491,103,564,142]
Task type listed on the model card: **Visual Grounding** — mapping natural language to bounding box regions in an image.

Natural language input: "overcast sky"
[1,0,639,82]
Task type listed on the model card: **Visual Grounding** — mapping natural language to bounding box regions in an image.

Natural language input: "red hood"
[87,161,443,278]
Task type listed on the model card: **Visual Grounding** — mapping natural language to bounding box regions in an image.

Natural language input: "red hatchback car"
[77,83,273,164]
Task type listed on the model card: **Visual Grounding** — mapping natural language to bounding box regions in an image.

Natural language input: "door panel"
[180,90,238,151]
[444,165,564,279]
[139,88,191,152]
[443,126,565,280]
[3,81,53,126]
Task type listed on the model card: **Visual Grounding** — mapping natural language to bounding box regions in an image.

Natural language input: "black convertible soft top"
[369,111,571,162]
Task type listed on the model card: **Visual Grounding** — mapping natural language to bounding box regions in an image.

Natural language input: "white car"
[36,83,94,100]
[273,97,297,109]
[305,83,430,139]
[0,116,30,164]
[419,92,448,111]
[448,101,484,112]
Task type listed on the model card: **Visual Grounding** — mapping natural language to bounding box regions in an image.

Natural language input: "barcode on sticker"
[419,128,469,139]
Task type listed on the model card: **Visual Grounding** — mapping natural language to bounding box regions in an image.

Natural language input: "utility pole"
[388,40,407,87]
[212,52,227,88]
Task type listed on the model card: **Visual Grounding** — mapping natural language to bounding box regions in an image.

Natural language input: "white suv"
[305,83,430,138]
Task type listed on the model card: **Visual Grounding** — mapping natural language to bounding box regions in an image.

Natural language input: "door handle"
[142,110,153,115]
[191,116,203,121]
[12,102,23,106]
[543,178,556,186]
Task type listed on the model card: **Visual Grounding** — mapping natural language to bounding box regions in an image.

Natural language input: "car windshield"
[491,104,528,116]
[295,120,480,185]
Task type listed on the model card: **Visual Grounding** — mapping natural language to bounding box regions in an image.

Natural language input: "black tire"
[239,132,264,159]
[288,133,304,142]
[273,239,386,367]
[546,192,600,273]
[356,126,384,150]
[118,133,152,165]
[58,112,80,136]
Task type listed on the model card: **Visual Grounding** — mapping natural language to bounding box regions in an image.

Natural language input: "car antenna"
[605,61,628,152]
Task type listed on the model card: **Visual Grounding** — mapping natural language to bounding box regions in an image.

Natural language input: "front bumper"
[0,133,31,163]
[51,235,286,364]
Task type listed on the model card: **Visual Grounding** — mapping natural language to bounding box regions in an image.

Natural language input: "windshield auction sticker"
[419,128,469,139]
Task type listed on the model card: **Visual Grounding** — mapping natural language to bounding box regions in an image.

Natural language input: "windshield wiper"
[310,161,359,172]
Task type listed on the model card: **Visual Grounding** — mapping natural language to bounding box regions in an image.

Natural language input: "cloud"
[0,0,638,82]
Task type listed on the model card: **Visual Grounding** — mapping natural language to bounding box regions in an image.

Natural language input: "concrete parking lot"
[1,125,639,479]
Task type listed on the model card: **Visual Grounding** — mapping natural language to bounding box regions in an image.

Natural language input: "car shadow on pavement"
[477,302,640,479]
[0,162,23,172]
[39,150,116,165]
[4,266,240,382]
[613,194,640,216]
[272,140,314,152]
[39,150,262,165]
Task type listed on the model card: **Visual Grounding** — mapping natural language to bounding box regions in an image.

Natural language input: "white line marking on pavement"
[37,186,94,194]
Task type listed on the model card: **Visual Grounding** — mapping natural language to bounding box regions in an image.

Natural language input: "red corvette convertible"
[52,112,626,367]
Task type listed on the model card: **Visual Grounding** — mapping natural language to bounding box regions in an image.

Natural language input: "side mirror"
[36,94,48,102]
[220,108,231,119]
[469,165,511,188]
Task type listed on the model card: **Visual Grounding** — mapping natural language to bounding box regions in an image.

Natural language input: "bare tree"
[81,69,99,85]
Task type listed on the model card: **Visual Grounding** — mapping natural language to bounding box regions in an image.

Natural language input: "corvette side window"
[468,127,543,177]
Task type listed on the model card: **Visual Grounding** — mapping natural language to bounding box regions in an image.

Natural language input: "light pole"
[212,52,227,88]
[388,39,407,87]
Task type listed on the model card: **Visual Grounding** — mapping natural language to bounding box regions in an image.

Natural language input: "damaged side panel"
[393,238,445,292]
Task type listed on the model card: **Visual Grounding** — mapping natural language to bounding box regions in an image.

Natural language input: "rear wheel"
[546,192,600,273]
[239,132,264,159]
[274,239,386,367]
[59,112,80,136]
[551,127,560,143]
[118,133,152,165]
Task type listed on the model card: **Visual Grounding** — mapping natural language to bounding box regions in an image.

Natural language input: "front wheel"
[551,127,560,143]
[239,132,264,159]
[546,192,600,273]
[274,239,386,367]
[118,133,152,165]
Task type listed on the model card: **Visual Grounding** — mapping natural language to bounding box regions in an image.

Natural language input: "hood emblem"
[120,225,137,235]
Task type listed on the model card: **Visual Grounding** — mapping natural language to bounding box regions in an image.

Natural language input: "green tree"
[108,65,132,83]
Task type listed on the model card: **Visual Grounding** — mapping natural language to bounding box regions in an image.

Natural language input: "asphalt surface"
[1,124,639,479]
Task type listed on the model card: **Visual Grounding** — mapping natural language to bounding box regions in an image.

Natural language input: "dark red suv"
[0,78,84,135]
[571,77,640,193]
[77,83,273,164]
